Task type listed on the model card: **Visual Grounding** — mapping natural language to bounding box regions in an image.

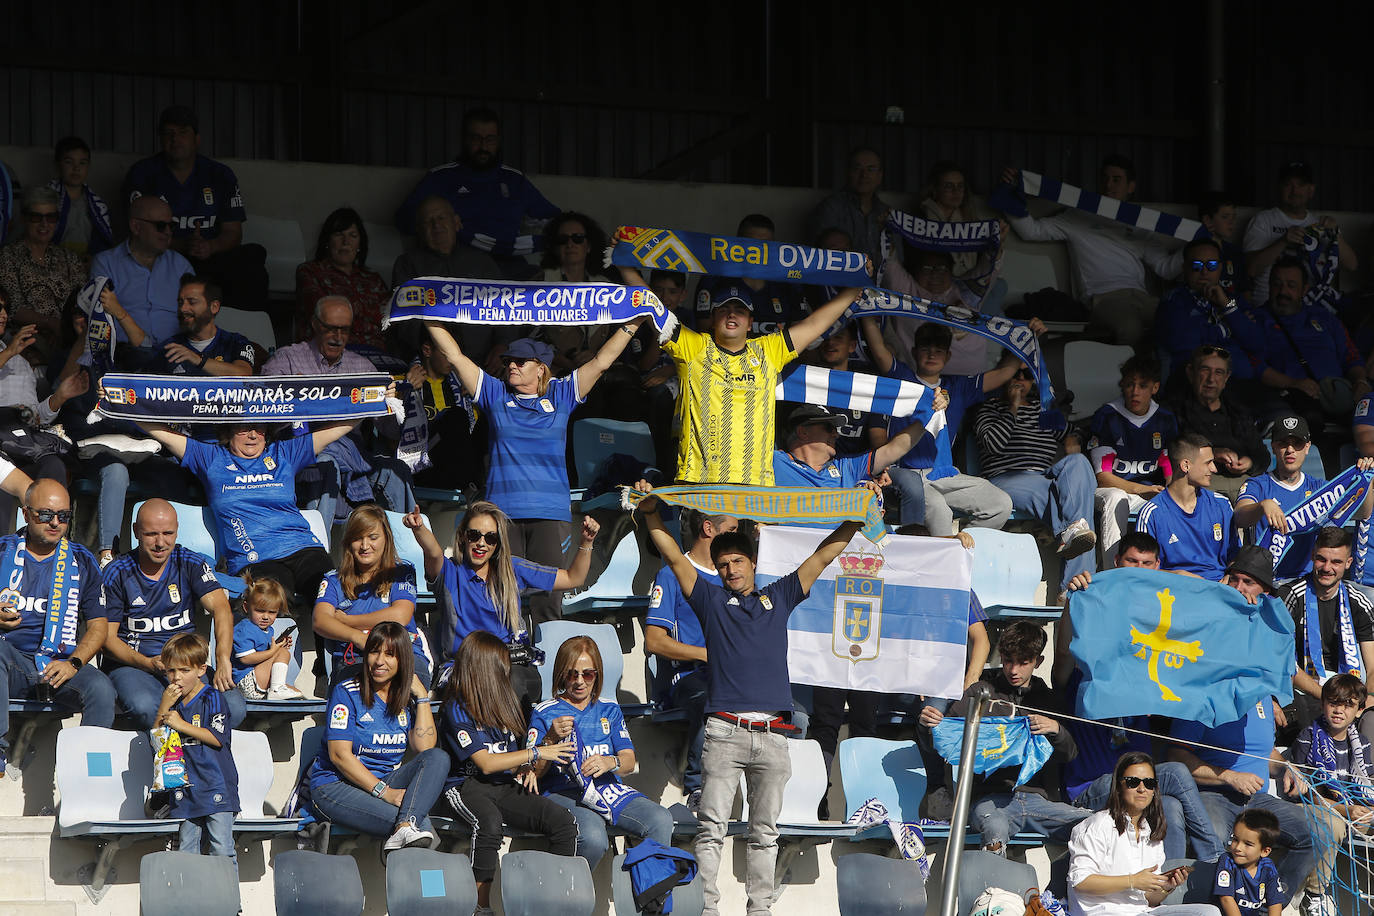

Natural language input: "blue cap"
[501,337,555,365]
[710,284,754,312]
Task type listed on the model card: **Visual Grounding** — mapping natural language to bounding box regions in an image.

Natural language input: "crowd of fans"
[3,103,1374,916]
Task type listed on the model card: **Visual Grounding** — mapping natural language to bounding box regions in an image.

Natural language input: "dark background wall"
[3,0,1371,207]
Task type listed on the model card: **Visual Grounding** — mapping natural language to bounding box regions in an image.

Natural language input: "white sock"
[269,662,289,690]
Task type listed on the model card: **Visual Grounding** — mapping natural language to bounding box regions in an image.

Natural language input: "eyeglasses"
[463,529,499,546]
[313,319,352,334]
[133,216,175,233]
[1198,345,1231,359]
[25,211,59,224]
[26,507,73,524]
[1120,776,1157,790]
[555,233,587,245]
[565,667,598,682]
[1188,259,1222,272]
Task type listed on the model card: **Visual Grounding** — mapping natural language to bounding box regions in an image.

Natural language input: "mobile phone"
[276,625,298,641]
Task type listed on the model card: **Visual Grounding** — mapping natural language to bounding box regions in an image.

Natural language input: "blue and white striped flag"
[776,365,946,437]
[758,527,970,699]
[991,169,1206,242]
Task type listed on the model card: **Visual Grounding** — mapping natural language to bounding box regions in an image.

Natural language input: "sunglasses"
[26,211,59,224]
[1188,259,1221,272]
[27,507,73,524]
[1198,345,1231,358]
[134,216,175,233]
[1120,776,1157,790]
[555,233,587,245]
[564,667,598,682]
[463,529,499,546]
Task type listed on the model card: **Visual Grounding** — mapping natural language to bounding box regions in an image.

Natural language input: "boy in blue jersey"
[859,317,1043,534]
[1237,415,1374,583]
[1136,433,1236,579]
[1089,354,1178,564]
[643,508,736,810]
[155,633,239,866]
[1213,808,1288,916]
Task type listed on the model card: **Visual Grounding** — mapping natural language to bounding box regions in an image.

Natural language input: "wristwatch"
[68,656,84,670]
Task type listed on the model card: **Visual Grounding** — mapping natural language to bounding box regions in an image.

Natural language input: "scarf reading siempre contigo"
[621,485,888,546]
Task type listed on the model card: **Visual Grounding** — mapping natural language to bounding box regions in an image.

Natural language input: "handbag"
[0,424,74,464]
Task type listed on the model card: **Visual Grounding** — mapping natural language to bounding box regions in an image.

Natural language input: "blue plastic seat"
[1063,341,1134,422]
[837,852,927,915]
[385,848,479,915]
[965,528,1058,618]
[499,849,596,916]
[838,736,927,823]
[273,849,365,916]
[571,417,655,487]
[958,849,1037,916]
[741,738,854,836]
[385,508,435,603]
[139,850,241,916]
[562,531,650,618]
[534,620,623,702]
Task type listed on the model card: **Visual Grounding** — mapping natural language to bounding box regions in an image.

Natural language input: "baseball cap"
[709,285,753,312]
[789,405,846,429]
[158,105,199,133]
[1277,160,1313,183]
[500,337,555,366]
[1271,415,1311,442]
[1225,545,1275,594]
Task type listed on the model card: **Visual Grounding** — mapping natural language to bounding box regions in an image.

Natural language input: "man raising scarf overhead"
[0,479,114,772]
[617,263,864,485]
[1278,527,1374,731]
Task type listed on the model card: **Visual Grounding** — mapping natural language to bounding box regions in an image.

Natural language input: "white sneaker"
[1057,519,1096,560]
[384,819,435,852]
[1299,893,1336,916]
[267,684,306,701]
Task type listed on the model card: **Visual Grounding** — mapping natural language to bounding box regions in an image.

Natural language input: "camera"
[507,641,545,667]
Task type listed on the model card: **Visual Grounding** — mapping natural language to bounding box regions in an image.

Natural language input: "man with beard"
[393,108,559,278]
[1257,256,1369,429]
[159,275,256,376]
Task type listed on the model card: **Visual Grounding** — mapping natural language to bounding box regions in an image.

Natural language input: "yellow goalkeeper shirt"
[663,325,796,485]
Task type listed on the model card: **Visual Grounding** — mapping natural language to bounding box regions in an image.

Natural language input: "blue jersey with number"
[316,564,423,669]
[528,697,634,796]
[309,677,413,789]
[1136,488,1235,579]
[103,546,221,660]
[169,685,239,818]
[182,436,323,574]
[1212,852,1289,910]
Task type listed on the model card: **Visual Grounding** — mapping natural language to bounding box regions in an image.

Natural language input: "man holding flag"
[1278,527,1374,737]
[1235,414,1374,582]
[636,494,859,916]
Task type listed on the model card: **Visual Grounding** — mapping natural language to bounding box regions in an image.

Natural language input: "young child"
[1284,673,1373,915]
[156,633,240,865]
[231,577,305,700]
[1213,808,1289,916]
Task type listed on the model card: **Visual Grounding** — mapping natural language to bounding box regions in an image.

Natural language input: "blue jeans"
[311,747,448,837]
[0,640,115,754]
[108,665,247,731]
[1197,788,1314,898]
[180,810,237,866]
[991,454,1097,593]
[547,790,676,867]
[1075,761,1224,861]
[671,671,709,794]
[92,455,198,551]
[972,791,1091,851]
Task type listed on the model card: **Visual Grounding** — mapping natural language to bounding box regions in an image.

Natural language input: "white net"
[1292,768,1374,906]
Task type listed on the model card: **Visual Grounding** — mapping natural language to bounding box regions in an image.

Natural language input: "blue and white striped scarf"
[989,169,1206,242]
[775,364,945,436]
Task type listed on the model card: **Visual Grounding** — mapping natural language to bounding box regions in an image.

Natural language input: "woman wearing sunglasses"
[539,212,612,372]
[438,630,579,916]
[0,186,84,366]
[528,635,675,867]
[1068,752,1218,916]
[404,500,599,708]
[421,317,639,630]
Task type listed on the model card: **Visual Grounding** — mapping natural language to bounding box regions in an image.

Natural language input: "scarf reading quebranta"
[988,169,1206,242]
[880,209,1002,286]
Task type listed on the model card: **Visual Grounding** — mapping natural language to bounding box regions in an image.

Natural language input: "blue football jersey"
[1088,400,1177,484]
[1137,488,1235,579]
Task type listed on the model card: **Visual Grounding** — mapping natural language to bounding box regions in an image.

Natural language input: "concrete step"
[0,903,78,914]
[0,857,49,904]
